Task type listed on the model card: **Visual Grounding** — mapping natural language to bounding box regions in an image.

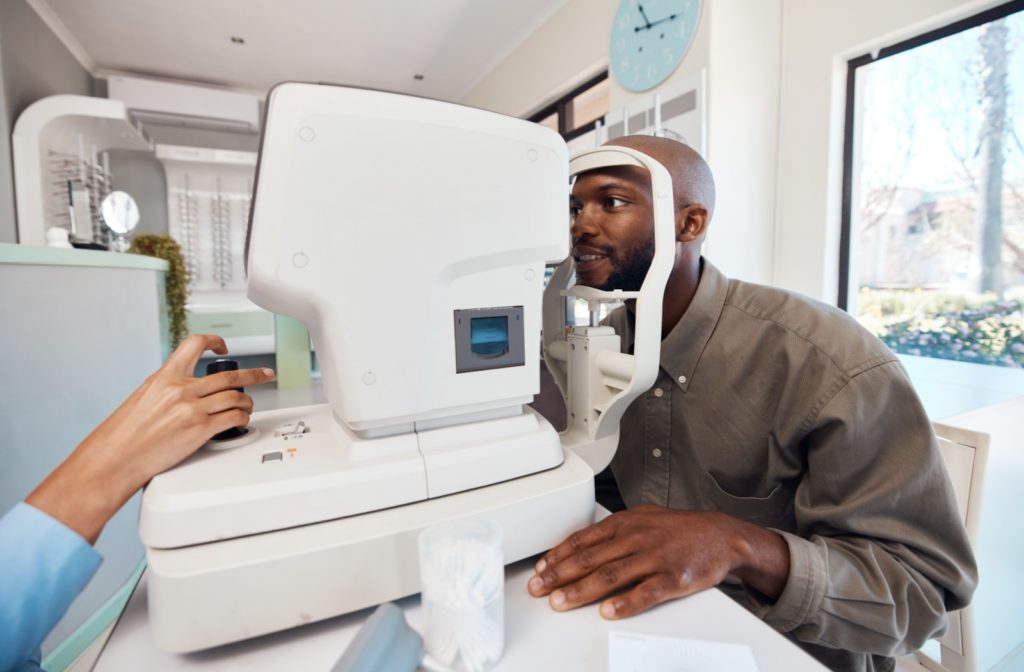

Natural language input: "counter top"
[0,243,168,271]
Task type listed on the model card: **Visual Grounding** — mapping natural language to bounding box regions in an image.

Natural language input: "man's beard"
[597,236,655,292]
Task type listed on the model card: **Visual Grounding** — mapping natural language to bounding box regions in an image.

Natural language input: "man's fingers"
[544,555,650,612]
[166,334,228,374]
[598,574,680,620]
[536,517,618,575]
[528,538,633,596]
[194,367,275,397]
[201,390,254,415]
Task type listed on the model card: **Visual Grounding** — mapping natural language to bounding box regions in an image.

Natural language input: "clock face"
[610,0,701,92]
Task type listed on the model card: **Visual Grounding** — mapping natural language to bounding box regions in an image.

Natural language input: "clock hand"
[646,13,678,28]
[637,3,652,29]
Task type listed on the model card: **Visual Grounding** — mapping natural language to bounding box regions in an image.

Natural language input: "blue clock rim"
[609,0,701,93]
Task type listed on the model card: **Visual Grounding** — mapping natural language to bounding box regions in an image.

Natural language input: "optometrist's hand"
[26,334,275,543]
[526,504,790,619]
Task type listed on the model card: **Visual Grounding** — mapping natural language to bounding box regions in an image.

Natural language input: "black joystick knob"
[206,358,248,441]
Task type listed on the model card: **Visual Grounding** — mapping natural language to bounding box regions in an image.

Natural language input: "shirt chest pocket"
[698,469,794,528]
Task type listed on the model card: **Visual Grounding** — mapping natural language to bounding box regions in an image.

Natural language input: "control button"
[299,127,315,141]
[262,451,283,463]
[206,359,247,440]
[274,421,308,437]
[678,375,687,384]
[293,252,309,268]
[653,388,664,398]
[362,371,376,386]
[652,448,663,458]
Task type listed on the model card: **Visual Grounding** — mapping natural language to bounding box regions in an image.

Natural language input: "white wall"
[465,0,1019,298]
[462,0,781,286]
[461,0,617,117]
[775,0,1007,302]
[0,0,94,243]
[702,0,782,284]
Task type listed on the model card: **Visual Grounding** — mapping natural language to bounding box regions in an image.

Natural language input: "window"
[531,72,613,326]
[528,72,609,142]
[841,1,1024,368]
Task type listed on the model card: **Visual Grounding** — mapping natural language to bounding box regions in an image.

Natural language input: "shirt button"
[652,448,663,458]
[653,388,664,398]
[678,375,687,384]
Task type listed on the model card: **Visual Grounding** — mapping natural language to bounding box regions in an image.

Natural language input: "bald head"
[605,135,716,222]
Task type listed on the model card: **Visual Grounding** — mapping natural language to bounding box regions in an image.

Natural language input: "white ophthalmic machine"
[137,82,678,653]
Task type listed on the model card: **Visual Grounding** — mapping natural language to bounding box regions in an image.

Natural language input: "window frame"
[838,0,1024,309]
[528,71,609,142]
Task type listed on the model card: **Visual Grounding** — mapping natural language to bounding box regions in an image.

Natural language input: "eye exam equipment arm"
[137,83,673,654]
[543,146,675,473]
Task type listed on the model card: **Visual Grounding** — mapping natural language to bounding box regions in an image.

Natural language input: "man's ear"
[676,204,708,243]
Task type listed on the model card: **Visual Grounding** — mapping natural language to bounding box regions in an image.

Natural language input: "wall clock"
[609,0,701,92]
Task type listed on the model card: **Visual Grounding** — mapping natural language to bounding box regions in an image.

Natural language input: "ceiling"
[30,0,570,102]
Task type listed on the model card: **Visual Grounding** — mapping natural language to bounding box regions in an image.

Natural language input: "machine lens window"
[470,317,510,358]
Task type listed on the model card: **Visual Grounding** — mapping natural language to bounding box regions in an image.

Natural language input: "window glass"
[847,9,1024,368]
[571,77,610,131]
[537,112,558,133]
[528,72,608,142]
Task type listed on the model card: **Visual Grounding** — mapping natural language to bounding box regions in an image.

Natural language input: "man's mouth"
[572,246,613,267]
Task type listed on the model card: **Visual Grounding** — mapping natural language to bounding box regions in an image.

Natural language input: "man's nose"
[570,203,600,241]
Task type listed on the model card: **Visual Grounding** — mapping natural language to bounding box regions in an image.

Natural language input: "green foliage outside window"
[859,289,1024,367]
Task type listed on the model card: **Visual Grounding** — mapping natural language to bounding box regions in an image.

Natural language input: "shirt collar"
[664,257,729,392]
[620,257,729,393]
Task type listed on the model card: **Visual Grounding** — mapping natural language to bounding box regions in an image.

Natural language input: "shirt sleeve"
[0,502,102,672]
[745,360,977,657]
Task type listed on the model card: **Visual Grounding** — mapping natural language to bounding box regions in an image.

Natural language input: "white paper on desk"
[609,631,760,672]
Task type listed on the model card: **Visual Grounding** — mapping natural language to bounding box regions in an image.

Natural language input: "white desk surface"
[95,557,825,671]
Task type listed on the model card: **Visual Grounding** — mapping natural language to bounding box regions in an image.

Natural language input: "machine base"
[146,449,596,653]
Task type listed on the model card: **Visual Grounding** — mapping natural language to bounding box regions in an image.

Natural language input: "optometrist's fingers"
[207,408,252,437]
[165,334,228,375]
[528,535,634,597]
[544,554,652,612]
[597,574,683,620]
[200,389,254,416]
[194,367,275,397]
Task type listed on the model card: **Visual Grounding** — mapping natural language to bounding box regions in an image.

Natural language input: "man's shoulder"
[721,278,898,377]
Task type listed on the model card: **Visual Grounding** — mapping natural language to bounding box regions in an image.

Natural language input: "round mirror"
[101,191,140,235]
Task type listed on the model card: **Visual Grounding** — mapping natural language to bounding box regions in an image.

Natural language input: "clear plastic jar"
[418,519,505,672]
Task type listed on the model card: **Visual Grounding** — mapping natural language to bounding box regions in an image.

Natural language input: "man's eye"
[569,205,581,220]
[606,197,627,208]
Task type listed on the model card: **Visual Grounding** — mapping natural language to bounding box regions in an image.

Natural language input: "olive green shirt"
[605,259,977,672]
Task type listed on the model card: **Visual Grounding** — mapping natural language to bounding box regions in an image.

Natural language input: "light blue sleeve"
[0,502,102,672]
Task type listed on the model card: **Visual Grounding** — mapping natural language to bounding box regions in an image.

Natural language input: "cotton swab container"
[418,519,505,672]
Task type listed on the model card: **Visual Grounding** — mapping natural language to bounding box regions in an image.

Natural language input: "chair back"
[916,422,990,672]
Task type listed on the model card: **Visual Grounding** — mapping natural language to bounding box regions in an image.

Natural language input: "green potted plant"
[129,235,190,348]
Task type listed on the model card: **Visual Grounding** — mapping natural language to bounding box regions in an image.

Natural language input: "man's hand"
[26,334,275,543]
[527,504,791,619]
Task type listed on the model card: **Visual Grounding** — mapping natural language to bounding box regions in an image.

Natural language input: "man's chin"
[574,273,612,291]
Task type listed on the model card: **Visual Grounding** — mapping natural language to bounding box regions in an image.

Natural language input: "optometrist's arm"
[0,335,274,672]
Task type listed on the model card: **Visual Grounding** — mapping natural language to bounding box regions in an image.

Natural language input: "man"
[527,135,976,672]
[0,335,274,672]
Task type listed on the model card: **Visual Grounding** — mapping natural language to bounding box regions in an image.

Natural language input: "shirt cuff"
[0,503,103,672]
[742,530,826,633]
[11,501,102,574]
